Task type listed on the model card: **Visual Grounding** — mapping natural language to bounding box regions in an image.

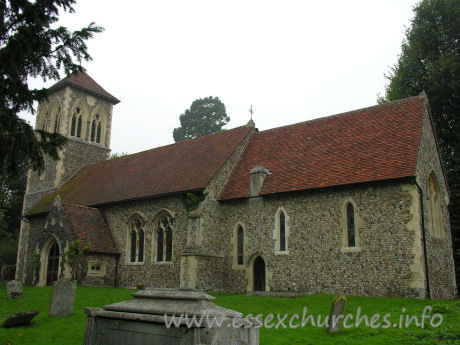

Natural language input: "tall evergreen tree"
[173,96,230,142]
[0,155,27,266]
[0,0,103,179]
[381,0,460,292]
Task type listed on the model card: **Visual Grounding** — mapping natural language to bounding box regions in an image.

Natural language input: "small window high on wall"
[279,211,286,251]
[237,226,244,265]
[274,207,289,254]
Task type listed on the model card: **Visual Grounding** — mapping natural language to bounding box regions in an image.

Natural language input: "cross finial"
[249,105,254,120]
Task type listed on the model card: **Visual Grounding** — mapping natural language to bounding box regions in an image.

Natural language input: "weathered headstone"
[49,278,77,317]
[1,311,40,328]
[7,280,23,299]
[326,294,346,333]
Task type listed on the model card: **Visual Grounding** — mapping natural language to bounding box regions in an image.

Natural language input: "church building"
[15,72,457,299]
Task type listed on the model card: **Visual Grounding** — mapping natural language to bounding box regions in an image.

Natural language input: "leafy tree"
[109,152,129,160]
[0,0,103,179]
[173,96,230,142]
[66,239,92,281]
[380,0,460,293]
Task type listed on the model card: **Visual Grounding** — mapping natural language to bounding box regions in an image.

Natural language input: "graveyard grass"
[0,285,459,345]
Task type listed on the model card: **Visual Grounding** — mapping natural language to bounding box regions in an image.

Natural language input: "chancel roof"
[219,94,427,200]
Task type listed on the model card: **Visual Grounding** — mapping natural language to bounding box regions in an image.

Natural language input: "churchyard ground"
[0,284,458,344]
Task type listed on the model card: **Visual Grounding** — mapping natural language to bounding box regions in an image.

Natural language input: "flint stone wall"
[102,195,187,288]
[219,180,426,297]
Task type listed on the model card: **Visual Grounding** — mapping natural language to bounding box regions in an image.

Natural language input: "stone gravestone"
[326,294,346,333]
[7,280,23,299]
[1,311,40,328]
[83,289,259,345]
[49,278,77,317]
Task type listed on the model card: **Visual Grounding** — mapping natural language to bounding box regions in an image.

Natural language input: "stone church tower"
[15,72,120,281]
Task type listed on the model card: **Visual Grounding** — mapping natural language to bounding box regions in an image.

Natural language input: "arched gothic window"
[346,203,356,247]
[155,213,173,262]
[128,214,145,263]
[71,106,83,138]
[237,226,244,265]
[274,208,289,253]
[279,211,286,251]
[429,173,443,238]
[89,113,103,144]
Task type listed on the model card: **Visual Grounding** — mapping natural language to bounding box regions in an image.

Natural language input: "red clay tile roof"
[27,126,252,215]
[50,72,120,104]
[219,95,427,200]
[63,204,119,254]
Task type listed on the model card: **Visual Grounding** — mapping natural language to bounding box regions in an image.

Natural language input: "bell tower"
[15,72,120,281]
[26,72,120,205]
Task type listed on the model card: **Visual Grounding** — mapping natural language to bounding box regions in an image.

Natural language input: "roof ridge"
[104,125,250,162]
[259,94,426,135]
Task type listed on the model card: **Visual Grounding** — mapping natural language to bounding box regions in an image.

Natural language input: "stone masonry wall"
[79,253,118,287]
[219,180,426,298]
[22,215,47,285]
[192,124,255,290]
[22,199,74,286]
[415,106,457,299]
[102,195,188,288]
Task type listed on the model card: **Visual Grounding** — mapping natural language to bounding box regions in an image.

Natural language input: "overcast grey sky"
[21,0,419,155]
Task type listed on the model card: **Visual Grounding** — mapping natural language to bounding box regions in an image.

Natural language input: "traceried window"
[279,211,286,251]
[346,203,356,247]
[128,214,145,263]
[71,106,83,138]
[155,213,174,262]
[237,226,244,265]
[90,113,103,144]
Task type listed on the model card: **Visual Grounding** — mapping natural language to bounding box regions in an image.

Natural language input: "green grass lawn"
[0,285,459,345]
